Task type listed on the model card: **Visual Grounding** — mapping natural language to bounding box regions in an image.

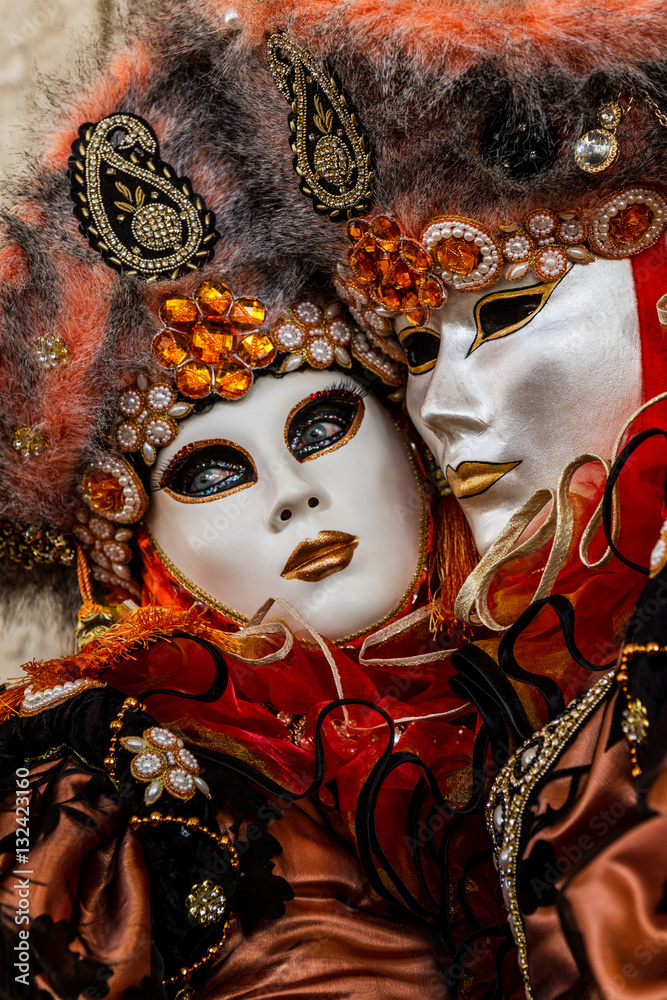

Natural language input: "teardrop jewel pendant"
[574,100,623,174]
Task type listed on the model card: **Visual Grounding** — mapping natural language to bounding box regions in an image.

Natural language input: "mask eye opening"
[398,326,441,375]
[467,269,570,356]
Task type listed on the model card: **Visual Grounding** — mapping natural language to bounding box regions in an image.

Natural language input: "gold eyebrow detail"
[467,271,569,356]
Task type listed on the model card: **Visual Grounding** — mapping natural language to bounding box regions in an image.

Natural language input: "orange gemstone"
[370,216,402,251]
[153,330,190,369]
[347,217,370,243]
[236,333,277,368]
[380,260,420,311]
[190,321,235,364]
[348,233,390,284]
[177,361,213,398]
[195,280,233,318]
[374,282,401,312]
[400,239,431,272]
[434,237,480,275]
[159,297,198,331]
[610,203,652,245]
[404,307,428,327]
[228,297,267,330]
[418,275,446,309]
[214,360,253,399]
[82,470,124,515]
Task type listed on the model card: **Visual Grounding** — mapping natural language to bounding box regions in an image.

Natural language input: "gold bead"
[616,672,628,684]
[103,756,116,769]
[125,697,140,709]
[186,816,201,829]
[109,719,123,730]
[149,811,163,825]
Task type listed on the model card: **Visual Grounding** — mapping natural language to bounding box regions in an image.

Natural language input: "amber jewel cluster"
[344,215,446,325]
[339,185,667,330]
[153,280,275,400]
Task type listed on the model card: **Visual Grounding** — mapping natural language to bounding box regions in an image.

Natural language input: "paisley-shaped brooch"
[267,32,373,222]
[69,113,219,280]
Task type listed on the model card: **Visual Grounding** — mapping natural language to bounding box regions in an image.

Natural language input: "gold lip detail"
[446,460,522,499]
[280,530,359,582]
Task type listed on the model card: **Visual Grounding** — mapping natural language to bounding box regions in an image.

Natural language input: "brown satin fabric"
[518,687,661,1000]
[0,755,153,998]
[564,754,667,1000]
[202,796,449,1000]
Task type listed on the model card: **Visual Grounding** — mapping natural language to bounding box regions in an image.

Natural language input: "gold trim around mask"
[142,423,429,644]
[467,271,568,356]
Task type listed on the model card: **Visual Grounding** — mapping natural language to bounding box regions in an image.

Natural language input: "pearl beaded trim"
[21,677,106,716]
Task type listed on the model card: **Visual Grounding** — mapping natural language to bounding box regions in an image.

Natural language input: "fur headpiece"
[1,0,667,534]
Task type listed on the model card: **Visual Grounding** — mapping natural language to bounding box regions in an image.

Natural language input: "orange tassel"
[428,495,479,633]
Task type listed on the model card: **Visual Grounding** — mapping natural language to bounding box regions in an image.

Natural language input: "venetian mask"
[402,258,643,555]
[146,369,425,639]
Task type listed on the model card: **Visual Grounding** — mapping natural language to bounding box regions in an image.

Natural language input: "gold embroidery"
[267,32,372,221]
[485,671,616,996]
[69,114,218,280]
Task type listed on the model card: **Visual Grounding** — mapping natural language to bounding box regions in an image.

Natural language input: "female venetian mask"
[146,369,425,639]
[402,258,643,555]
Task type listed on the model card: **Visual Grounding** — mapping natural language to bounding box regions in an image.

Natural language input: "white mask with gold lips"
[402,258,643,556]
[146,369,425,640]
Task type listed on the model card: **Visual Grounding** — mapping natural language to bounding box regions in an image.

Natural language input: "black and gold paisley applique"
[267,32,373,222]
[68,113,219,281]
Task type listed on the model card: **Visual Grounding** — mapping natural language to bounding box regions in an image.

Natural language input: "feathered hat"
[1,0,667,627]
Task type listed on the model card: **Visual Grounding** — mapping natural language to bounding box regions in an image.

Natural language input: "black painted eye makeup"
[468,273,568,355]
[396,326,441,375]
[156,439,257,503]
[285,383,365,462]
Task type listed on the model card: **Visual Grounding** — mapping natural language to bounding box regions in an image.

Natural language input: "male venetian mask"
[146,369,425,638]
[401,259,643,555]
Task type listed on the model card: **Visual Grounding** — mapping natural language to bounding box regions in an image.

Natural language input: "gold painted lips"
[446,460,522,499]
[281,530,359,582]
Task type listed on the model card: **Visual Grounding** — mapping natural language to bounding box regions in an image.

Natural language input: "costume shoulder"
[0,685,292,999]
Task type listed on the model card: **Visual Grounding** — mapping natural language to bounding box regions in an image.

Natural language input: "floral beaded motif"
[120,725,211,805]
[485,671,616,997]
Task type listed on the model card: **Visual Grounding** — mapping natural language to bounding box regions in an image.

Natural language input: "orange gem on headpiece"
[346,215,446,325]
[153,280,274,401]
[81,456,147,524]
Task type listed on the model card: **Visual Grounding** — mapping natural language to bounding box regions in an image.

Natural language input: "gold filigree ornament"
[0,520,75,569]
[267,32,373,221]
[186,881,227,927]
[9,425,49,458]
[69,113,219,280]
[120,726,211,805]
[35,333,70,370]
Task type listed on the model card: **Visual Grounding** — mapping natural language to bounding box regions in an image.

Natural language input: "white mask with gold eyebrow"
[146,369,425,640]
[402,258,643,556]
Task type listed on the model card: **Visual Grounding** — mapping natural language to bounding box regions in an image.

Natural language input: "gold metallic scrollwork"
[69,113,219,280]
[267,32,373,221]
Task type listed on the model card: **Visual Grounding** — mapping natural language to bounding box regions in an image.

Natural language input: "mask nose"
[266,460,330,532]
[417,335,493,445]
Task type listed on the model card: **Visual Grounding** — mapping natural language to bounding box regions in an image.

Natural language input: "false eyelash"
[321,376,370,399]
[150,455,172,493]
[152,440,201,492]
